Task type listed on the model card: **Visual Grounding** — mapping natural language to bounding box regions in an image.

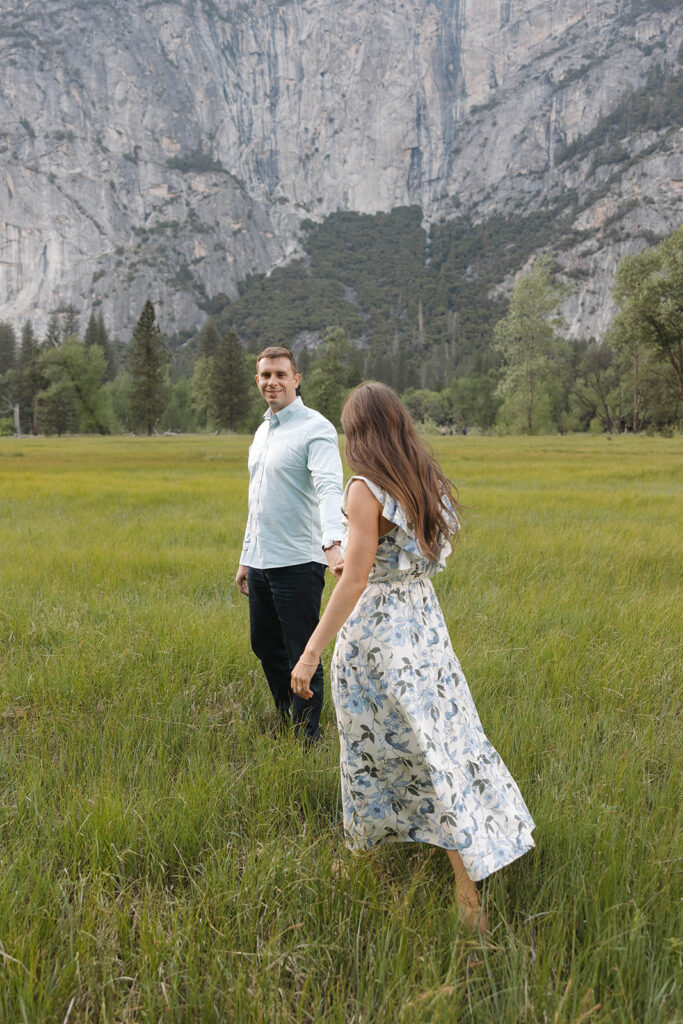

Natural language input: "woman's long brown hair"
[341,382,460,560]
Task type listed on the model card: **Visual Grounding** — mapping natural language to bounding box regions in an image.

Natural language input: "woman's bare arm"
[290,480,381,698]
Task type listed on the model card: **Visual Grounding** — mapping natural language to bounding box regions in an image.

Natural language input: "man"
[235,346,344,741]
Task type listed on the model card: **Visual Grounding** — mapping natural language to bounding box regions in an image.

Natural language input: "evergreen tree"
[84,313,98,347]
[298,345,311,377]
[197,319,221,360]
[44,312,61,349]
[96,312,108,346]
[99,313,117,381]
[303,326,361,428]
[84,311,116,380]
[0,369,20,436]
[0,321,16,374]
[18,320,45,434]
[212,330,249,431]
[129,301,167,435]
[62,304,79,340]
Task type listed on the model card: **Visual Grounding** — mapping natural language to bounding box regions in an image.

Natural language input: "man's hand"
[324,544,344,574]
[235,564,249,596]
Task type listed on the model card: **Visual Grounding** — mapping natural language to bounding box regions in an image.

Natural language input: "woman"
[291,383,535,929]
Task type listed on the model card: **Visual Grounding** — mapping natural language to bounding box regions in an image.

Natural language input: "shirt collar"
[264,395,304,426]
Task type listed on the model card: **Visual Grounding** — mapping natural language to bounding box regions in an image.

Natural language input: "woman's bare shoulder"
[346,476,383,510]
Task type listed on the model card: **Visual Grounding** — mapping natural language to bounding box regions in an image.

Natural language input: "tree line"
[0,226,680,437]
[0,299,264,438]
[403,229,681,436]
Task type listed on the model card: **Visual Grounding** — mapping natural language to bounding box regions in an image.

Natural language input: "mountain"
[0,0,681,344]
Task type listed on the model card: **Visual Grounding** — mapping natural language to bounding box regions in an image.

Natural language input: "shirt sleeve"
[239,522,251,566]
[238,432,260,566]
[307,420,344,547]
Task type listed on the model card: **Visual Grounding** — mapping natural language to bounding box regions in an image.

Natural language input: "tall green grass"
[0,435,680,1023]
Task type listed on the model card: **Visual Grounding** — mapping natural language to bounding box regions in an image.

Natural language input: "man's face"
[255,356,301,412]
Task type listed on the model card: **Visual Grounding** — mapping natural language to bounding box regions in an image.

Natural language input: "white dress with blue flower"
[330,476,535,881]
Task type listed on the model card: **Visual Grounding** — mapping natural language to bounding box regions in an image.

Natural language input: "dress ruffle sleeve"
[342,475,457,572]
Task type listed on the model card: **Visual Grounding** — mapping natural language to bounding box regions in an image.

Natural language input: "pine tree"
[197,320,221,360]
[84,311,116,380]
[298,345,311,377]
[0,321,16,374]
[212,330,249,431]
[303,326,361,428]
[62,305,79,340]
[84,313,98,348]
[129,301,167,435]
[44,312,61,349]
[18,320,45,434]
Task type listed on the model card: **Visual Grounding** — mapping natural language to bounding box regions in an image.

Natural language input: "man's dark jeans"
[248,562,326,741]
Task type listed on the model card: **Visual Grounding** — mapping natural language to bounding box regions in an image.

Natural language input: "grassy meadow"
[0,434,680,1023]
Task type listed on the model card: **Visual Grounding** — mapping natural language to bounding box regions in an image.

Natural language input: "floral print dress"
[330,476,535,881]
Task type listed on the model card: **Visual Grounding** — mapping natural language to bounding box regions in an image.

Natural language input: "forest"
[0,216,680,437]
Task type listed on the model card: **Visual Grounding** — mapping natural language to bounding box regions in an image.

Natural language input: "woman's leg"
[445,849,488,932]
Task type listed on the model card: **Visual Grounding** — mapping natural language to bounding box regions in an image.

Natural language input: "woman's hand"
[291,656,319,700]
[331,559,344,579]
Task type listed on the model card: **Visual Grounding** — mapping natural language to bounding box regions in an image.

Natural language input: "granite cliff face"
[0,0,681,340]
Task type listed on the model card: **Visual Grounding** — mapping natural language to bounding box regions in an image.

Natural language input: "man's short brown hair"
[256,346,297,373]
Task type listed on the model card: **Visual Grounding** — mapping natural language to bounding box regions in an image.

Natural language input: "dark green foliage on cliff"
[427,209,576,376]
[628,0,680,15]
[212,260,366,353]
[210,203,577,388]
[167,148,226,174]
[556,62,683,166]
[305,208,431,389]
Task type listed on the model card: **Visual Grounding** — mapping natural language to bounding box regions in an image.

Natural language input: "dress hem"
[343,828,536,882]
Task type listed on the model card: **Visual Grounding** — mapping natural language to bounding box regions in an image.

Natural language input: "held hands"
[291,653,319,700]
[324,544,344,573]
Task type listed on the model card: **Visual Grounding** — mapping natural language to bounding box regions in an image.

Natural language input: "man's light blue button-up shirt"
[240,397,344,569]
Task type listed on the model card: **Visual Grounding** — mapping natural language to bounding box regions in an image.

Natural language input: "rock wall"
[0,0,680,340]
